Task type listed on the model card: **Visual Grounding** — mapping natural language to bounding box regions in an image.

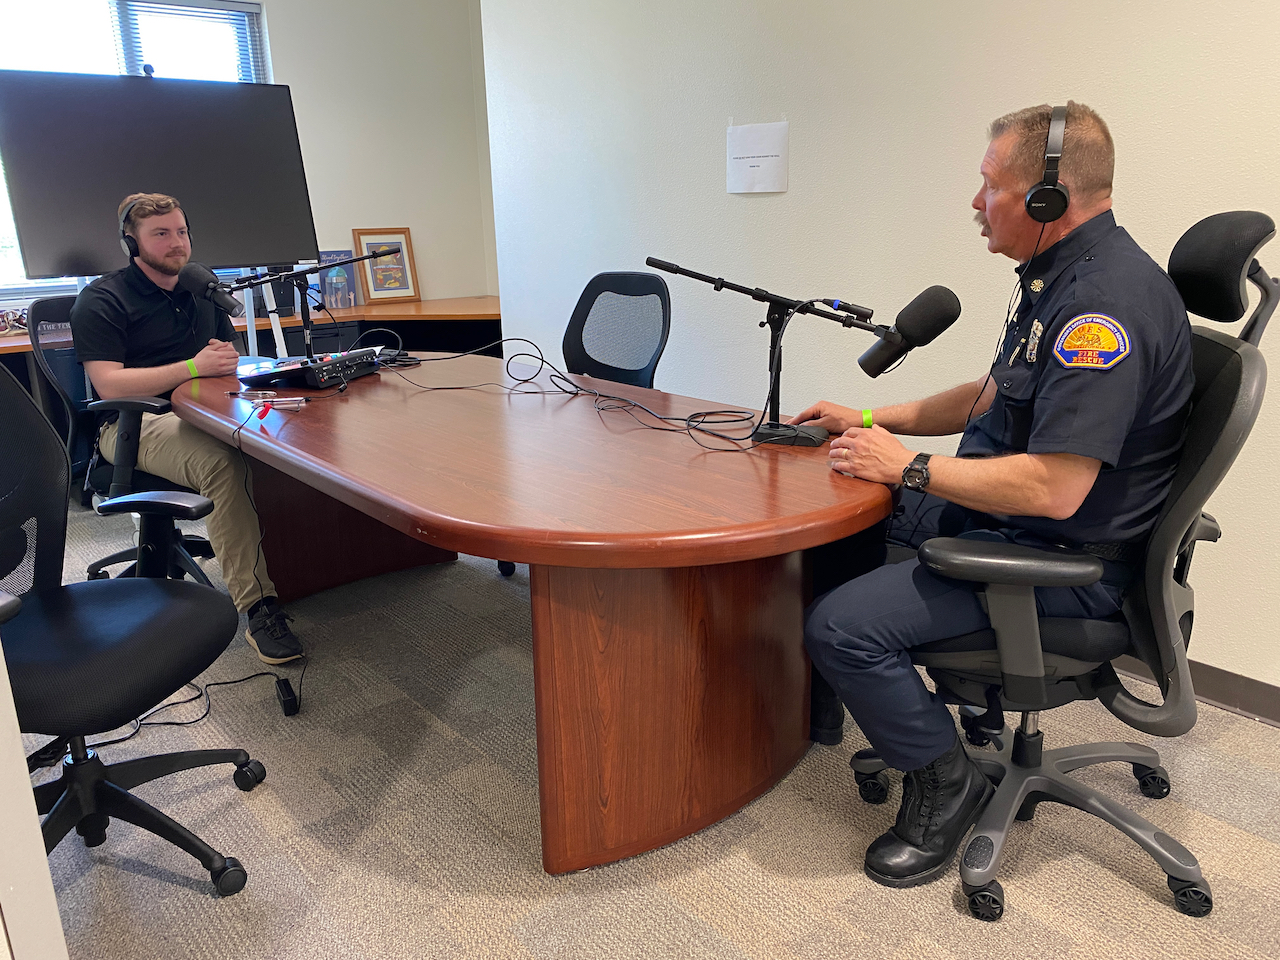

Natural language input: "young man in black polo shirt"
[70,193,304,664]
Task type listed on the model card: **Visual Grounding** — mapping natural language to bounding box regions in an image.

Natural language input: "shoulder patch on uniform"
[1052,313,1130,369]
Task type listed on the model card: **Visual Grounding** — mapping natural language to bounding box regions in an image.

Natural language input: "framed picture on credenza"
[351,227,419,304]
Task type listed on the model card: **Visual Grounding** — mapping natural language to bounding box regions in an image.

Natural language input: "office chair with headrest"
[495,271,673,577]
[0,361,264,896]
[28,296,215,585]
[850,210,1273,921]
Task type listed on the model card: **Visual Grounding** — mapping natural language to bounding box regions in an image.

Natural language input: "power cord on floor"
[25,669,299,771]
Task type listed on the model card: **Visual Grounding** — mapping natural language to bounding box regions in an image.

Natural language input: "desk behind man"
[790,102,1193,889]
[69,192,304,664]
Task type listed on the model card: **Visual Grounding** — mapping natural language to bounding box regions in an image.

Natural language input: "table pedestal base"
[530,553,810,874]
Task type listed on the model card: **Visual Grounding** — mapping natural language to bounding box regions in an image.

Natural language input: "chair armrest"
[85,401,170,498]
[918,537,1103,587]
[918,537,1102,708]
[1178,512,1222,554]
[0,589,20,625]
[87,396,172,415]
[97,490,213,521]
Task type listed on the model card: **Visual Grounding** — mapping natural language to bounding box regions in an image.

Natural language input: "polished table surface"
[172,354,885,565]
[171,355,891,872]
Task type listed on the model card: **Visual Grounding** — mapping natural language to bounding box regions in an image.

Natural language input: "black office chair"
[28,296,215,584]
[495,271,673,578]
[562,271,671,388]
[0,361,264,896]
[851,210,1274,921]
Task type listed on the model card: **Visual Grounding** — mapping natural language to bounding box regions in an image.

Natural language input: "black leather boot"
[863,734,993,887]
[810,666,844,745]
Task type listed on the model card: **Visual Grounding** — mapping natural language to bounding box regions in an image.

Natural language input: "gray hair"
[988,101,1115,200]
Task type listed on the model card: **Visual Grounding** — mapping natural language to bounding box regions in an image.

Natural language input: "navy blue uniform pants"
[805,491,1126,772]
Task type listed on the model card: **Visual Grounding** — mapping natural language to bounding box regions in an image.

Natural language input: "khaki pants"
[99,412,277,612]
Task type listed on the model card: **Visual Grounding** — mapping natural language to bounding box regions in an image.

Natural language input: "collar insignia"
[1029,278,1044,293]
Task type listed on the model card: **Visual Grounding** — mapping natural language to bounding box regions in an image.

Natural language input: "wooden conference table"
[171,355,891,874]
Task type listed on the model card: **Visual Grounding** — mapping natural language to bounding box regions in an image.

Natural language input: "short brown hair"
[988,101,1114,200]
[118,192,183,234]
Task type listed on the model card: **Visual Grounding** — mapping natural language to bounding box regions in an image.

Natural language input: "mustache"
[974,212,988,229]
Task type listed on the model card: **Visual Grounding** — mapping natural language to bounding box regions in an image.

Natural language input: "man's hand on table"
[194,338,240,378]
[828,425,915,485]
[785,400,862,434]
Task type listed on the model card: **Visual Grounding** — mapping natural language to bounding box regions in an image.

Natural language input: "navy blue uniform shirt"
[957,210,1193,547]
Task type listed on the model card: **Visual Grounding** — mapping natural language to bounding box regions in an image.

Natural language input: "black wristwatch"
[901,453,933,491]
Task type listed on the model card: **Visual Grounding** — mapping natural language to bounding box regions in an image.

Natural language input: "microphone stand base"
[752,422,829,447]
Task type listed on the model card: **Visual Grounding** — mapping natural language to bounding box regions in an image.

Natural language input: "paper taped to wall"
[726,121,788,194]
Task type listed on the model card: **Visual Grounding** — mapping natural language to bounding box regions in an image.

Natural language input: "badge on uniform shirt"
[1052,313,1130,369]
[1026,320,1043,363]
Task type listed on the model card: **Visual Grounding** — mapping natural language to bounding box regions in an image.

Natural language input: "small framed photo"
[351,228,419,303]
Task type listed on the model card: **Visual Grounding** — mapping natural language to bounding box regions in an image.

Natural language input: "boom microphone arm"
[646,256,877,446]
[228,246,402,361]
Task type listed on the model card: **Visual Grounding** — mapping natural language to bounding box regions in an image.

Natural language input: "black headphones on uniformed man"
[118,199,192,258]
[1024,105,1069,224]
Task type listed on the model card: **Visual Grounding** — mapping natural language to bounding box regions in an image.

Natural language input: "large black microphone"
[177,261,245,318]
[858,285,961,378]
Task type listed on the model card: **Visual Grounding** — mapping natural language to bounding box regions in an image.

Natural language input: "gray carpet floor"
[24,500,1280,959]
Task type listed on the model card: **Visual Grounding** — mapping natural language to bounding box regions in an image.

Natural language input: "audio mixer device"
[237,347,381,389]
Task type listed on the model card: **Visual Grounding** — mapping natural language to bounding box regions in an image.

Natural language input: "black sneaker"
[246,601,304,664]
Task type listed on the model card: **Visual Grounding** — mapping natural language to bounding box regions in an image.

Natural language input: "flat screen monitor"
[0,70,319,278]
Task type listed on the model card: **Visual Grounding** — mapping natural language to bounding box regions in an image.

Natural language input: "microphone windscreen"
[176,261,218,296]
[894,285,961,346]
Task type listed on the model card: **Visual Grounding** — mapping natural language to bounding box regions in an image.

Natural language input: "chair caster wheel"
[854,770,890,804]
[87,570,110,580]
[497,561,516,577]
[1133,764,1171,799]
[76,813,109,848]
[965,880,1004,921]
[233,759,266,792]
[960,715,991,747]
[212,857,247,896]
[1168,876,1212,917]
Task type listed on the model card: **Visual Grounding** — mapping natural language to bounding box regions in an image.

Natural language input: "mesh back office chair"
[562,272,671,388]
[0,362,265,895]
[495,271,673,577]
[851,211,1274,921]
[28,296,215,584]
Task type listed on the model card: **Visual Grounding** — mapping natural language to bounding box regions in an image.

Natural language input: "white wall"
[263,0,498,298]
[0,641,69,960]
[480,0,1280,686]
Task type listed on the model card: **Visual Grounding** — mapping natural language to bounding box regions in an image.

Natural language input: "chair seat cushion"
[916,614,1131,665]
[1,578,238,737]
[88,461,193,497]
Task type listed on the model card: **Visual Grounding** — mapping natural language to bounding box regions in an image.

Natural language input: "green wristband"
[186,358,199,378]
[862,409,873,428]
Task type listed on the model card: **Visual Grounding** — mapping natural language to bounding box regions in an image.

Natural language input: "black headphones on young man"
[118,199,192,258]
[1024,104,1069,223]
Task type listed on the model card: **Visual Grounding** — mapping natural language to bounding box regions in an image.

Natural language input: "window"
[0,0,269,299]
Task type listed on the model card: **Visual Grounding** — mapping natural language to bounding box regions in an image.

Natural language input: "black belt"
[1081,540,1145,565]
